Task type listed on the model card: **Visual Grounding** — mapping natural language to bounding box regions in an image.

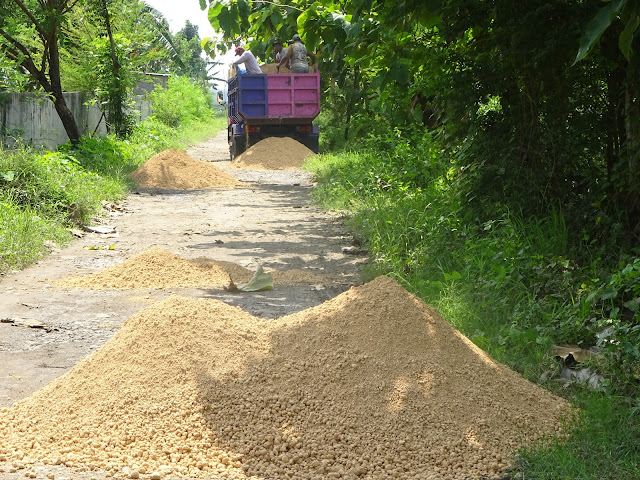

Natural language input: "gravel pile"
[231,137,316,170]
[0,276,569,480]
[54,248,233,290]
[55,249,326,290]
[130,149,242,189]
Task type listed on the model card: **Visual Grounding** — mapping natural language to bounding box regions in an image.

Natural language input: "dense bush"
[148,76,214,128]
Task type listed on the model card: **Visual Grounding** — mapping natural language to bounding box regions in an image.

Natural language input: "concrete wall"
[0,92,152,150]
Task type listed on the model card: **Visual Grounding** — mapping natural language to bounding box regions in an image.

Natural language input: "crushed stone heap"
[231,137,316,170]
[130,149,242,189]
[192,258,325,286]
[55,248,326,290]
[0,276,570,480]
[54,247,234,290]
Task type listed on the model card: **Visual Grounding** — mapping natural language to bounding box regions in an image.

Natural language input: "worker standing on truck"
[277,34,315,73]
[232,46,262,74]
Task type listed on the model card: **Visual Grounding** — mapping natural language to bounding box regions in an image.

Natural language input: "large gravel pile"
[231,137,316,170]
[0,276,569,480]
[130,149,242,189]
[55,248,325,290]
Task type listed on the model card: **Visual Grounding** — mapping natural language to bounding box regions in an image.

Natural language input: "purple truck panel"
[228,74,268,123]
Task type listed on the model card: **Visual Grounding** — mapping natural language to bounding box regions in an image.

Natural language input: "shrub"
[148,76,214,128]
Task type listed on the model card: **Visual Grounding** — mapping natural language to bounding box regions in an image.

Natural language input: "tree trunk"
[605,66,623,184]
[344,67,360,142]
[624,78,640,228]
[100,0,127,138]
[47,24,81,143]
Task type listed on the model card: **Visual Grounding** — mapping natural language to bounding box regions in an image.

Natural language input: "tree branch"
[0,42,22,63]
[63,0,81,14]
[10,0,47,38]
[0,27,33,59]
[251,1,304,12]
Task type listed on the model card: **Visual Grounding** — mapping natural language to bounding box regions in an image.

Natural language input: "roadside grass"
[0,114,226,273]
[515,393,640,480]
[0,198,70,271]
[304,149,640,479]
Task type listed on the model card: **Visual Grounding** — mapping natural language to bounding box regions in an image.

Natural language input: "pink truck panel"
[267,73,320,120]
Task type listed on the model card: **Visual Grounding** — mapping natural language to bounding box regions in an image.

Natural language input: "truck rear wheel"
[230,135,246,161]
[302,136,319,154]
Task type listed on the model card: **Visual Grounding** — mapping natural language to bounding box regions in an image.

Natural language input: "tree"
[0,0,82,143]
[90,0,134,137]
[174,21,208,85]
[574,0,640,226]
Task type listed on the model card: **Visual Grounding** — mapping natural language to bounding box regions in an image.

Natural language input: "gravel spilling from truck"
[54,248,325,290]
[231,137,316,170]
[130,149,243,189]
[0,276,569,480]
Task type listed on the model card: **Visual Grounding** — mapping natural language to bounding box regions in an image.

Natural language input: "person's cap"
[235,46,244,55]
[289,34,301,42]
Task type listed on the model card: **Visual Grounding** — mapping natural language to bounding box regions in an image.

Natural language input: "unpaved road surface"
[0,130,365,479]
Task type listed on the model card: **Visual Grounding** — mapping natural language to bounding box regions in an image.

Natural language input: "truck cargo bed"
[228,73,320,124]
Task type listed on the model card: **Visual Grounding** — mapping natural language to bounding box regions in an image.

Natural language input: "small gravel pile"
[54,248,233,290]
[0,276,569,480]
[232,137,316,170]
[55,249,326,290]
[193,258,325,285]
[131,149,242,189]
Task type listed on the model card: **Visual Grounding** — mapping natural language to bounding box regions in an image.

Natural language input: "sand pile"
[231,137,316,170]
[192,258,325,285]
[261,63,290,74]
[0,276,569,480]
[54,248,233,290]
[56,248,325,290]
[130,149,241,189]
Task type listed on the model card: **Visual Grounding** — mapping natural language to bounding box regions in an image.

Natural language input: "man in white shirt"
[232,46,262,74]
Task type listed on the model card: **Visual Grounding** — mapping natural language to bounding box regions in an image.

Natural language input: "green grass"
[305,146,640,480]
[0,113,227,273]
[515,393,640,480]
[0,198,70,270]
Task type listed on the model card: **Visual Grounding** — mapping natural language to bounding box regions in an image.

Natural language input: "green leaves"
[390,62,409,85]
[237,0,251,22]
[574,0,628,64]
[217,6,236,35]
[1,171,15,182]
[619,1,640,59]
[207,2,223,28]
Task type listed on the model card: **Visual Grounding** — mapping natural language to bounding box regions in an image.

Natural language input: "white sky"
[143,0,234,88]
[144,0,215,39]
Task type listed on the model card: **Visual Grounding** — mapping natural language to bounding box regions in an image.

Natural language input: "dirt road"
[0,131,365,478]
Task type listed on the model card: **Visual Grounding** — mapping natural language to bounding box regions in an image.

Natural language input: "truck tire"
[302,136,319,154]
[230,135,246,161]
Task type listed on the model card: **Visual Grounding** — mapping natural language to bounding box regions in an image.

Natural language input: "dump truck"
[227,71,320,160]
